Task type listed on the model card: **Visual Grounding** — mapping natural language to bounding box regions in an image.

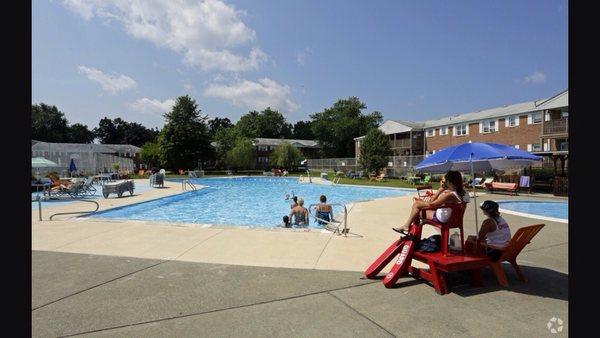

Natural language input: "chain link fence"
[307,156,425,177]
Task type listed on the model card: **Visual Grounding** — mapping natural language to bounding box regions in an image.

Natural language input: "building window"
[257,156,269,163]
[480,120,497,133]
[439,126,448,135]
[257,145,268,151]
[506,116,518,127]
[514,145,519,149]
[561,111,569,118]
[529,112,543,124]
[557,139,568,151]
[454,124,468,136]
[426,129,435,137]
[527,143,542,152]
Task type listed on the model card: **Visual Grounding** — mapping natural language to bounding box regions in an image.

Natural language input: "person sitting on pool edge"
[465,200,511,262]
[392,170,469,233]
[289,197,309,227]
[314,195,335,225]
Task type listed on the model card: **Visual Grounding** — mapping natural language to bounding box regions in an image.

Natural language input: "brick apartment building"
[355,89,568,172]
[253,138,320,169]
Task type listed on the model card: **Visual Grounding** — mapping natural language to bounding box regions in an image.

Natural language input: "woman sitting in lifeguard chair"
[392,170,469,233]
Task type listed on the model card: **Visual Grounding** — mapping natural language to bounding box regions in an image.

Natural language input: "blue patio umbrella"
[414,142,542,234]
[69,158,77,175]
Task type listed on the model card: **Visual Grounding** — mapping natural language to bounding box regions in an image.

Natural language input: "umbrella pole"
[470,153,479,238]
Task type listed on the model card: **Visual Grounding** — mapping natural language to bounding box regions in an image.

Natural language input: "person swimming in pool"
[289,197,309,226]
[290,195,298,209]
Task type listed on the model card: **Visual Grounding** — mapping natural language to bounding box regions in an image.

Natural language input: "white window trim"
[439,126,448,136]
[529,112,542,124]
[479,119,498,134]
[505,115,520,127]
[514,145,519,149]
[453,124,468,136]
[426,128,435,137]
[527,144,532,152]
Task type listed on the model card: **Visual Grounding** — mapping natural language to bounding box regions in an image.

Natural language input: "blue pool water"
[91,177,414,228]
[497,201,568,220]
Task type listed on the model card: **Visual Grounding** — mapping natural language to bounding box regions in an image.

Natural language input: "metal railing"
[48,199,100,221]
[308,203,348,236]
[182,179,197,191]
[307,155,425,178]
[543,119,568,135]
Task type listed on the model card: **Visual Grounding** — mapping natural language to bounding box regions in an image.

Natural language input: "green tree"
[32,103,70,142]
[310,97,382,157]
[94,117,119,144]
[236,108,292,138]
[269,142,303,170]
[225,138,256,170]
[158,95,215,170]
[208,117,233,137]
[94,117,158,146]
[358,128,391,174]
[292,120,315,139]
[213,126,244,168]
[140,141,162,168]
[68,123,96,143]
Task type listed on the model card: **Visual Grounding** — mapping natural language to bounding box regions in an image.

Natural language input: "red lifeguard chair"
[364,202,490,294]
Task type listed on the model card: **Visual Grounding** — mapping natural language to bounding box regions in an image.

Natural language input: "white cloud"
[296,48,311,66]
[130,98,176,114]
[203,78,299,112]
[77,65,136,93]
[61,0,267,72]
[522,71,547,85]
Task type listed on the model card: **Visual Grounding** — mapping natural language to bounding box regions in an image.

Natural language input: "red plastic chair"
[419,203,467,256]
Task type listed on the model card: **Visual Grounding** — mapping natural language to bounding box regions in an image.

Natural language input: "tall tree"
[225,138,256,170]
[236,108,292,139]
[140,141,162,168]
[310,97,382,157]
[208,117,233,137]
[94,117,119,144]
[32,103,70,142]
[291,120,315,139]
[158,95,214,170]
[213,126,245,168]
[358,128,392,174]
[269,141,303,170]
[68,123,96,143]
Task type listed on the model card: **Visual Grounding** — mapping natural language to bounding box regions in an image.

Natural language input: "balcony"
[389,139,424,149]
[543,119,568,136]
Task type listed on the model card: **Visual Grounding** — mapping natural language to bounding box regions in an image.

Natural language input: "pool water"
[497,201,568,221]
[91,177,414,228]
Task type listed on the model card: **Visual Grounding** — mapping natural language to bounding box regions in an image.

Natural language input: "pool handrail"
[48,199,100,221]
[182,179,197,191]
[308,203,348,236]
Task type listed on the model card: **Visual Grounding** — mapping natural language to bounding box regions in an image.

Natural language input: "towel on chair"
[519,176,530,188]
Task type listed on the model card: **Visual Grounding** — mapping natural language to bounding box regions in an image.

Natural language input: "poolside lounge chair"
[353,171,364,179]
[486,182,519,195]
[369,172,386,182]
[475,178,493,189]
[46,180,85,199]
[80,176,97,196]
[149,173,164,188]
[416,175,431,185]
[479,224,545,287]
[102,180,135,198]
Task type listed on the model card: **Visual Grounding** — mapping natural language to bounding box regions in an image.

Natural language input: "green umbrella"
[32,157,58,168]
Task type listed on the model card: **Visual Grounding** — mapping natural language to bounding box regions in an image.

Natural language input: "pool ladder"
[182,179,197,191]
[308,203,349,236]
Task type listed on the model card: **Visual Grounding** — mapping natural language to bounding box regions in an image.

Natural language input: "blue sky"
[32,0,567,129]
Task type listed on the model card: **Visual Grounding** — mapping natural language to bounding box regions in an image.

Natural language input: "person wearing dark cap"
[466,200,512,261]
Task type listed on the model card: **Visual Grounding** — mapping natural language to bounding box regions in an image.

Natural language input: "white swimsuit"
[434,191,470,223]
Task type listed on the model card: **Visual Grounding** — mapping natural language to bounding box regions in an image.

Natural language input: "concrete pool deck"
[32,178,568,336]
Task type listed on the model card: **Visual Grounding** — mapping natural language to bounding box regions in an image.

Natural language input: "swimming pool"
[496,200,568,222]
[90,177,414,228]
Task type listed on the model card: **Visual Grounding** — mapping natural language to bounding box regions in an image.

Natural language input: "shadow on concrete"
[450,265,568,301]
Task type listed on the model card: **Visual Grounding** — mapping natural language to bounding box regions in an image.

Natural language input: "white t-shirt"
[486,216,511,247]
[435,191,469,223]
